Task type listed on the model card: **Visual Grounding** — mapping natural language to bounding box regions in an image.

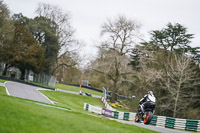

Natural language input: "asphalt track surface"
[56,88,102,98]
[2,81,188,133]
[5,81,54,104]
[109,118,188,133]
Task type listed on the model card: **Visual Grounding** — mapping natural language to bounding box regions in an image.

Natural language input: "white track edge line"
[4,81,10,96]
[37,88,55,105]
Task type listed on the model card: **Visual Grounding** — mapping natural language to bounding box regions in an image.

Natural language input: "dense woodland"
[0,0,200,119]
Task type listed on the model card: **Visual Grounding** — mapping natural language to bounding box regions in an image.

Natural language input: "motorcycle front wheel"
[143,111,153,124]
[135,113,140,122]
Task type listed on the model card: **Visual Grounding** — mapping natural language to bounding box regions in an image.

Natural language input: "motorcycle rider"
[139,91,156,114]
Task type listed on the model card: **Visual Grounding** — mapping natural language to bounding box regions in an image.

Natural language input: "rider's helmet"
[147,91,153,96]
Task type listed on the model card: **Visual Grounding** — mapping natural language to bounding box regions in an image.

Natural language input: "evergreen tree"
[0,0,14,75]
[31,16,59,74]
[150,23,194,52]
[11,21,46,80]
[12,13,59,74]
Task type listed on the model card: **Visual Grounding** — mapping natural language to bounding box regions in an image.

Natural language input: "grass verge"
[0,87,156,133]
[0,79,7,83]
[0,86,6,95]
[29,81,55,89]
[56,83,102,96]
[40,90,103,113]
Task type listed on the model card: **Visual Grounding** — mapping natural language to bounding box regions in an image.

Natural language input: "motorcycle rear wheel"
[143,111,153,124]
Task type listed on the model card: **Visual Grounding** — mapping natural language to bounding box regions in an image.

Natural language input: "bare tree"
[100,16,140,55]
[35,3,75,52]
[92,16,140,103]
[35,3,82,75]
[132,45,163,96]
[131,45,200,117]
[161,53,200,117]
[55,52,81,83]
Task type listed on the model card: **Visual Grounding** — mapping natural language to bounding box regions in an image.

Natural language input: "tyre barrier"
[123,112,130,120]
[174,118,186,130]
[149,116,157,126]
[149,115,200,132]
[84,103,136,121]
[85,97,200,132]
[104,109,112,117]
[113,111,119,119]
[185,120,199,131]
[156,116,166,127]
[84,103,89,111]
[165,117,175,129]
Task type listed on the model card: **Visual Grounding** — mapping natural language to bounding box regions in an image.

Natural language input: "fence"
[0,63,56,88]
[33,73,56,88]
[0,63,3,74]
[101,96,115,111]
[69,84,103,92]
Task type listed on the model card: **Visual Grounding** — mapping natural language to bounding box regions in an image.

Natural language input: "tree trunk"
[111,80,118,103]
[173,75,182,118]
[20,69,25,80]
[173,96,178,118]
[2,64,9,76]
[111,56,120,103]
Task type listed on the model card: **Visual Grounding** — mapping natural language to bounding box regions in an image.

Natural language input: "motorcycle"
[85,92,92,96]
[135,98,156,124]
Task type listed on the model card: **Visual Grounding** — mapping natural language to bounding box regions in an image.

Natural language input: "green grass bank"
[0,86,156,133]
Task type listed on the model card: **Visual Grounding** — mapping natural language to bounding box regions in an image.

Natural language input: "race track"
[110,118,188,133]
[4,81,188,133]
[5,81,54,104]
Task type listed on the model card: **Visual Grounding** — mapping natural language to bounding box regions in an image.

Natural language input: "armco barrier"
[101,97,115,111]
[68,84,103,92]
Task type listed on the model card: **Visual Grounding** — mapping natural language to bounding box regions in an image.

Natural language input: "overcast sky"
[5,0,200,59]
